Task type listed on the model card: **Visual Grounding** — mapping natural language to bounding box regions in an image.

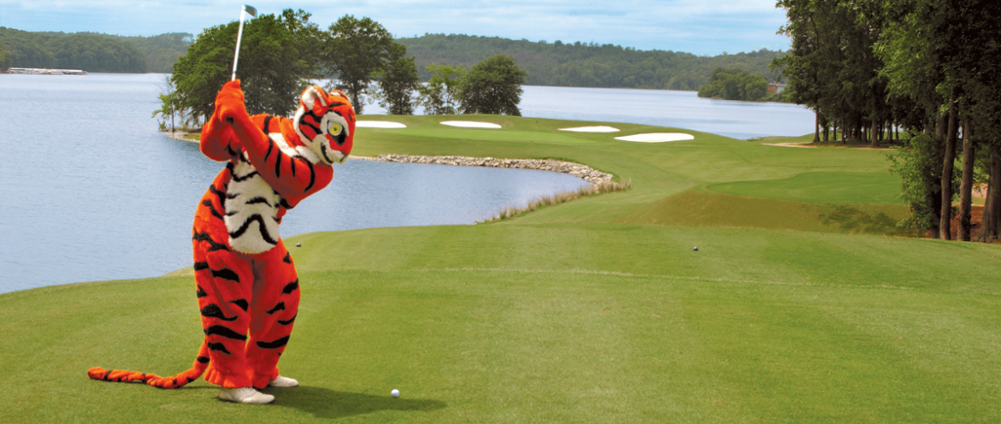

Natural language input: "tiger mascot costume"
[88,79,355,404]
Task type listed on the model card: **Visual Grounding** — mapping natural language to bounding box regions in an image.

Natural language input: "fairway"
[3,115,999,422]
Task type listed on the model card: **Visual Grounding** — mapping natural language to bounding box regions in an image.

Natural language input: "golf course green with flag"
[2,115,998,422]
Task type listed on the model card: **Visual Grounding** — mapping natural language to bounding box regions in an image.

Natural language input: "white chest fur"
[223,132,319,254]
[224,153,283,254]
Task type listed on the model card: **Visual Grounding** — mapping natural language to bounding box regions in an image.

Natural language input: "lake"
[0,73,813,294]
[365,85,815,140]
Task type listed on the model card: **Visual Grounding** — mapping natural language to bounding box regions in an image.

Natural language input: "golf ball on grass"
[296,243,301,247]
[391,389,400,398]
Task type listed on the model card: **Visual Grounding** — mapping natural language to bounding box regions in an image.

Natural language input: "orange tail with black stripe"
[87,342,210,389]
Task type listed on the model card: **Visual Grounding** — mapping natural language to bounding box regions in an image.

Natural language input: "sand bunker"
[440,121,502,129]
[614,133,694,142]
[356,121,407,129]
[558,126,620,133]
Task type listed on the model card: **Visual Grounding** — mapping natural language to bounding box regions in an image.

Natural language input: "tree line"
[697,67,783,101]
[398,33,784,91]
[1,26,784,93]
[159,10,527,132]
[0,27,192,72]
[775,0,1000,242]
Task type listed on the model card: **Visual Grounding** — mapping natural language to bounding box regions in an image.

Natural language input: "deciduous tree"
[172,10,318,122]
[418,63,466,115]
[373,42,420,115]
[697,68,768,101]
[323,15,393,114]
[459,54,527,116]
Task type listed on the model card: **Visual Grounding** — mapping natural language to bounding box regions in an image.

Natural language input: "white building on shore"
[7,68,88,75]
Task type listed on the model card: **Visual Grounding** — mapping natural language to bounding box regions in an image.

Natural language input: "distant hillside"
[109,32,192,73]
[398,34,784,90]
[0,27,781,90]
[0,27,191,73]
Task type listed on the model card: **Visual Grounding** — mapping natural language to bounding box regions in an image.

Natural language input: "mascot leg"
[193,228,257,389]
[245,240,301,389]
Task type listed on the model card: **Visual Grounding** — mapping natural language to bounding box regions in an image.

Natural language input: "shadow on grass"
[269,386,447,419]
[817,204,904,236]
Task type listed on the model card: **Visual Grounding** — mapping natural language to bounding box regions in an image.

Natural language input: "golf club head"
[244,5,257,17]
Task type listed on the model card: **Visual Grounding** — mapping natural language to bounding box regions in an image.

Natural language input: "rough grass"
[488,179,632,221]
[8,115,1001,422]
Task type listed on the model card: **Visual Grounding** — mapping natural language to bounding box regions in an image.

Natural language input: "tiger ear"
[300,86,328,110]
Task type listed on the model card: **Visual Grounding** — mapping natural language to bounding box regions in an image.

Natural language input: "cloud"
[0,0,790,55]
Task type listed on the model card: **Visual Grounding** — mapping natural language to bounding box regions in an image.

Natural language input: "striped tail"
[88,342,210,389]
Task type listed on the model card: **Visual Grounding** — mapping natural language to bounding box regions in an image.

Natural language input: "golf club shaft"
[231,7,248,81]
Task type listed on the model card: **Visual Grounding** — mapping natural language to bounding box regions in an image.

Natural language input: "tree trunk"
[841,116,847,144]
[871,118,878,147]
[350,82,364,115]
[814,110,820,143]
[959,117,975,241]
[939,97,957,240]
[981,145,1001,241]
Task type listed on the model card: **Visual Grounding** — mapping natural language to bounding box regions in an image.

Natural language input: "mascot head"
[292,86,355,165]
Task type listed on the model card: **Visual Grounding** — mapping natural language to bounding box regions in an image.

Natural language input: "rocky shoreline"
[354,154,613,185]
[163,132,612,185]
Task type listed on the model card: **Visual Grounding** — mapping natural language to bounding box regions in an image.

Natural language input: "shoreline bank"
[354,154,612,185]
[163,132,613,185]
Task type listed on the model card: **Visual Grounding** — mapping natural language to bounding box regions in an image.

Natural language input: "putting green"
[387,128,601,144]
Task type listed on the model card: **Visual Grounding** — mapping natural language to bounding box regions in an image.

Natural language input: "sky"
[0,0,791,56]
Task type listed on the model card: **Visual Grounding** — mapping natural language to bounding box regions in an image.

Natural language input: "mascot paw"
[215,80,249,124]
[269,375,299,388]
[219,387,275,404]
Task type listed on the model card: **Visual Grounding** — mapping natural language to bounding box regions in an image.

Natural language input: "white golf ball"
[391,389,400,398]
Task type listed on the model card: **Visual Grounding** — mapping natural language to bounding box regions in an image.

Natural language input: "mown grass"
[5,114,1001,422]
[619,189,911,236]
[4,225,1001,422]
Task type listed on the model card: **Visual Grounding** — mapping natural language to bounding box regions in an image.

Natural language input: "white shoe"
[268,375,299,388]
[219,387,275,404]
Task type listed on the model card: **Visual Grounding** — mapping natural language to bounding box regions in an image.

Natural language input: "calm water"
[519,86,814,140]
[0,74,588,293]
[366,85,815,140]
[0,74,813,294]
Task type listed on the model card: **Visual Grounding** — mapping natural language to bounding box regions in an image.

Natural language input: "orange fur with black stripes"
[88,80,355,390]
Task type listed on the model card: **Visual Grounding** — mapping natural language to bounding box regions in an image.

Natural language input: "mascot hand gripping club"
[88,80,356,404]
